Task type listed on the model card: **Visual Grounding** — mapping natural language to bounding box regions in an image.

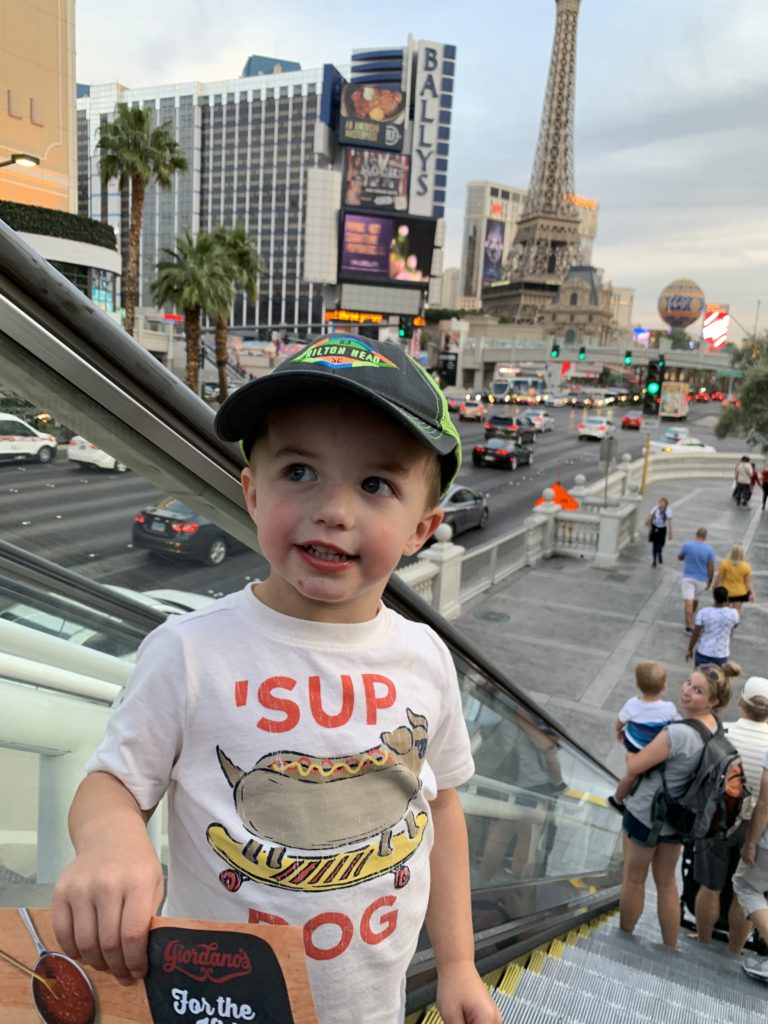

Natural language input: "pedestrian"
[51,335,501,1024]
[762,464,768,511]
[734,456,753,506]
[646,496,672,567]
[619,662,740,949]
[694,676,768,955]
[715,543,755,613]
[609,661,681,813]
[686,585,739,667]
[677,527,717,634]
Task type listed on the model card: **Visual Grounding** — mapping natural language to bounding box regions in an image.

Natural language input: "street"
[0,404,724,600]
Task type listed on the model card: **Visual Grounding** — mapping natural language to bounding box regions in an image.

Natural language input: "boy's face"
[241,395,444,623]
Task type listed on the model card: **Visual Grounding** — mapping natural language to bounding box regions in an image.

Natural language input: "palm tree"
[210,226,263,402]
[152,231,231,393]
[98,103,187,337]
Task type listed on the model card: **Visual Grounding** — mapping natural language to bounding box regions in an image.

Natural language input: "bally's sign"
[408,41,452,217]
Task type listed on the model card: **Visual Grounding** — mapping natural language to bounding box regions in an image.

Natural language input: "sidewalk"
[454,476,767,776]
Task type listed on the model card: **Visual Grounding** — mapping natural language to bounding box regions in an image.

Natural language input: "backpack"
[647,719,747,844]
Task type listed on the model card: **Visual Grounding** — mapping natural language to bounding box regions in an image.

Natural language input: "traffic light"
[623,350,633,365]
[578,346,586,360]
[657,354,665,369]
[550,341,560,358]
[644,360,664,415]
[398,316,412,340]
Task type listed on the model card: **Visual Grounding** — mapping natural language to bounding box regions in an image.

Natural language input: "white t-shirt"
[759,750,768,851]
[618,696,680,726]
[650,504,672,528]
[694,605,739,658]
[724,718,768,821]
[86,585,474,1024]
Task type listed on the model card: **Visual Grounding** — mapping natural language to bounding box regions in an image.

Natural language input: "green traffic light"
[647,382,660,395]
[551,347,560,359]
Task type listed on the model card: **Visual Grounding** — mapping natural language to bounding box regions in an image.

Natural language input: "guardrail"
[396,450,766,618]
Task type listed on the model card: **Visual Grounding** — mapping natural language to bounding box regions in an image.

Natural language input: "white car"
[523,411,555,432]
[544,393,567,407]
[67,435,128,472]
[649,436,716,455]
[0,413,58,464]
[577,416,615,441]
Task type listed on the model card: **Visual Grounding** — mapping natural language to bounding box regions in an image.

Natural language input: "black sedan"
[438,485,489,536]
[483,414,535,446]
[132,498,247,566]
[472,438,534,470]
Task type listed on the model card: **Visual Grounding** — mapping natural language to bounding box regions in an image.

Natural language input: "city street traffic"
[0,403,726,602]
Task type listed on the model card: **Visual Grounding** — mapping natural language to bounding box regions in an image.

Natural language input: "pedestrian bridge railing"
[396,450,765,619]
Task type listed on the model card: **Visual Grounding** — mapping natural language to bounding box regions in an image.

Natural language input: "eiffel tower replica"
[483,0,583,323]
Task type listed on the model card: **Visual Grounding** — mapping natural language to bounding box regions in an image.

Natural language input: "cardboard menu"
[0,909,318,1024]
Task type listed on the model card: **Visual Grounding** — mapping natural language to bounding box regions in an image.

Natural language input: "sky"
[75,0,768,336]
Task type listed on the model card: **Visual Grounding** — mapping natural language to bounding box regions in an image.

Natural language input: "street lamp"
[0,153,40,169]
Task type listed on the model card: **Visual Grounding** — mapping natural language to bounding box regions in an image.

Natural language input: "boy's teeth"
[305,544,348,562]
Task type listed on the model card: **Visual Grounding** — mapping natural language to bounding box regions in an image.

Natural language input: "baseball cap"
[215,333,461,493]
[742,677,768,707]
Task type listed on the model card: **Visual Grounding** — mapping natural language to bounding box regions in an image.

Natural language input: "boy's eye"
[286,464,316,482]
[361,477,393,496]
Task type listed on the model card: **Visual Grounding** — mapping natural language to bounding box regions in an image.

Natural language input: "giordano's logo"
[294,337,397,370]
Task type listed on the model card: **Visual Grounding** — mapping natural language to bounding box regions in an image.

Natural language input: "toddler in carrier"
[609,660,681,813]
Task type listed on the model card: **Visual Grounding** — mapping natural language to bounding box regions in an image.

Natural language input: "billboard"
[344,148,410,211]
[482,219,505,285]
[702,303,730,350]
[408,41,456,219]
[339,213,436,287]
[338,83,405,150]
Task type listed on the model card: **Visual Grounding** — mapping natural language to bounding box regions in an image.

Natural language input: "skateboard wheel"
[220,869,243,892]
[394,865,410,889]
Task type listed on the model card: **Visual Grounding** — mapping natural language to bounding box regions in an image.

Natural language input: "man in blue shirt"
[678,527,717,634]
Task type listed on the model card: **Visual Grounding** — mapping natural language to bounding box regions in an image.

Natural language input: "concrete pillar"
[535,487,561,558]
[624,482,643,543]
[594,505,623,569]
[570,473,588,505]
[618,452,633,495]
[417,523,465,619]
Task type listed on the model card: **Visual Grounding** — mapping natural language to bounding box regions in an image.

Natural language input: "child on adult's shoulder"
[51,335,502,1024]
[608,660,681,813]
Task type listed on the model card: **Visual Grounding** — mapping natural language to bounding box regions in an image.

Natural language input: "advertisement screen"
[482,219,506,285]
[702,304,730,349]
[340,214,436,287]
[338,83,405,151]
[344,148,410,211]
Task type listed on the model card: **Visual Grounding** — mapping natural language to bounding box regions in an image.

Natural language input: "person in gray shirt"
[620,661,742,948]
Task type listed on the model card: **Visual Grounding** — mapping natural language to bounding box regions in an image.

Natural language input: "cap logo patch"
[293,336,397,370]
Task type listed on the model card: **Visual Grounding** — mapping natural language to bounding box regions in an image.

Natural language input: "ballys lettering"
[170,988,255,1021]
[248,895,399,960]
[246,673,397,732]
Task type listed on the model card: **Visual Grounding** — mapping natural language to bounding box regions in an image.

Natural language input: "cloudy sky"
[76,0,768,335]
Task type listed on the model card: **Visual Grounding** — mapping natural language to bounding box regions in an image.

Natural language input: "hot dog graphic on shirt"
[207,708,429,892]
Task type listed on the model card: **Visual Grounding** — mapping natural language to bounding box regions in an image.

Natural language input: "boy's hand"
[52,829,163,986]
[741,840,758,868]
[435,961,502,1023]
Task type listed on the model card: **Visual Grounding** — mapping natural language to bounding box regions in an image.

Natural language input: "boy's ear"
[241,466,257,518]
[402,506,445,556]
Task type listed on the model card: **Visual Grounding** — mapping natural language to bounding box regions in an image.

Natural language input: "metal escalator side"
[0,218,624,1014]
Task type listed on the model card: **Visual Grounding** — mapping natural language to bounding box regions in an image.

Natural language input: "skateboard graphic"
[207,813,427,894]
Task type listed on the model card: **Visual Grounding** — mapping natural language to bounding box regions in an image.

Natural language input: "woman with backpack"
[619,661,741,948]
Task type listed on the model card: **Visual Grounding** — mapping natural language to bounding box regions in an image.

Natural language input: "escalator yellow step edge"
[497,962,525,996]
[548,938,566,959]
[527,949,548,974]
[482,966,505,988]
[565,929,580,945]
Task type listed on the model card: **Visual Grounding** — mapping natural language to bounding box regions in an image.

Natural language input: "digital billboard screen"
[344,148,410,211]
[338,83,405,151]
[339,213,436,287]
[482,219,505,285]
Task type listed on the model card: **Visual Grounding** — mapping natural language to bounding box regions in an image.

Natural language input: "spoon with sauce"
[0,946,59,995]
[18,909,97,1024]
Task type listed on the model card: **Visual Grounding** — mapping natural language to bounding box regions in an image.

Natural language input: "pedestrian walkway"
[455,475,767,776]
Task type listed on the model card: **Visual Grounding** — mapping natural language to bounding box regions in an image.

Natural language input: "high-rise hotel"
[77,57,328,334]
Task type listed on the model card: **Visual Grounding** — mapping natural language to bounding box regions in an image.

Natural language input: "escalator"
[1,218,758,1020]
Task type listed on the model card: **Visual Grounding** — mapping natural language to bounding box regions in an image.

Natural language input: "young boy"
[608,660,681,812]
[51,334,501,1024]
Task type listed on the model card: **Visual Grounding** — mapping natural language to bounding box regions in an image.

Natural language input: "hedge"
[0,200,116,250]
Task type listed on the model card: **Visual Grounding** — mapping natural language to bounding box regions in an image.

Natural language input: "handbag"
[644,513,653,529]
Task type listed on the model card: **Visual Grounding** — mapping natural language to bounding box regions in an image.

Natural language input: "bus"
[487,376,545,405]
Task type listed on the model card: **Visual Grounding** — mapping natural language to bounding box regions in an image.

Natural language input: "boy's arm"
[52,771,164,986]
[426,788,501,1024]
[742,767,768,866]
[686,624,702,660]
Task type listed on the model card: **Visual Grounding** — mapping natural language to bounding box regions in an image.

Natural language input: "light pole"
[0,153,40,169]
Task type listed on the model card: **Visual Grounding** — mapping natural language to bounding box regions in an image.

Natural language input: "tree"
[210,226,262,402]
[668,328,693,351]
[152,231,231,393]
[715,334,768,451]
[98,104,187,337]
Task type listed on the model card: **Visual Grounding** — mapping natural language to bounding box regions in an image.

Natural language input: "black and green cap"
[214,333,461,493]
